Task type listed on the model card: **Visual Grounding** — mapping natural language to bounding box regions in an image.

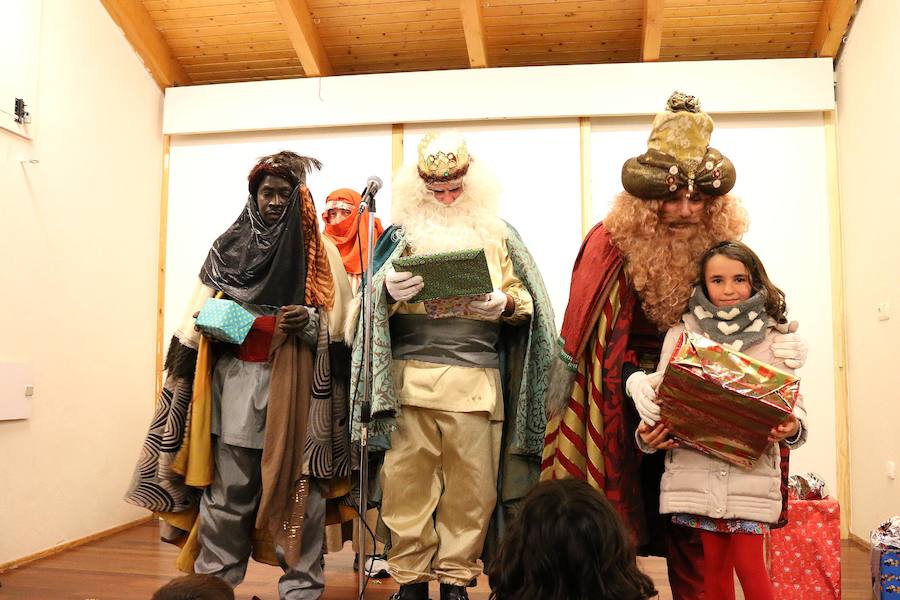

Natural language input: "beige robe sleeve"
[499,238,533,325]
[322,238,352,342]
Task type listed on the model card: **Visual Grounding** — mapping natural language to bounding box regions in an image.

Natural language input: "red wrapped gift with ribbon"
[656,331,800,469]
[767,498,842,599]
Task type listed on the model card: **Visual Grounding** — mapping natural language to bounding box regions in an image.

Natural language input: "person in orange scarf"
[321,188,384,293]
[321,187,389,579]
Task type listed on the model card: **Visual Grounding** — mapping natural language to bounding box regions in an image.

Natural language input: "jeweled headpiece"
[417,131,471,183]
[247,151,322,196]
[621,92,736,199]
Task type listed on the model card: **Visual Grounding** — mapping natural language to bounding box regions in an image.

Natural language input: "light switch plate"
[1,363,33,420]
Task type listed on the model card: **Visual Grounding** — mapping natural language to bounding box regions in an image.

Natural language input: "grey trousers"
[194,438,326,600]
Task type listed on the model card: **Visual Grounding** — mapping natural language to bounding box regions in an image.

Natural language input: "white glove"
[468,289,508,320]
[771,328,808,369]
[385,270,424,303]
[625,371,664,426]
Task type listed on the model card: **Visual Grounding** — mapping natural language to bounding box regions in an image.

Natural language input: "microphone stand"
[357,191,377,600]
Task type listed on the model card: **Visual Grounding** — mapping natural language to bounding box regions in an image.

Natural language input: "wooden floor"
[0,521,874,599]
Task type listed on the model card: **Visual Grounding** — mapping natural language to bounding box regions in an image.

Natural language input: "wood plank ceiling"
[102,0,859,88]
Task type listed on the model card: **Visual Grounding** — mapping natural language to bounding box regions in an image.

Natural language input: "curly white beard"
[391,162,507,255]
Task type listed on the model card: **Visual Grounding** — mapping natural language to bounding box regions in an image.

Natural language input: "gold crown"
[417,131,471,183]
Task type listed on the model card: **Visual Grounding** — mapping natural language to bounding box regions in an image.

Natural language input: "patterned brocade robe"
[348,222,557,562]
[540,222,652,547]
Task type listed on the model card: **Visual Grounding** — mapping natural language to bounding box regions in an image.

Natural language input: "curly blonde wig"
[604,191,749,329]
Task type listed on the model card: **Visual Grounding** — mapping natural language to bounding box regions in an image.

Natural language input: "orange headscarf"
[322,188,384,276]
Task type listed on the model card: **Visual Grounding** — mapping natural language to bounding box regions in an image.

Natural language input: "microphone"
[358,176,383,213]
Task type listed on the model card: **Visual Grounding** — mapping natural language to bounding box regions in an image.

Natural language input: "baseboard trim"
[849,532,871,551]
[0,515,154,574]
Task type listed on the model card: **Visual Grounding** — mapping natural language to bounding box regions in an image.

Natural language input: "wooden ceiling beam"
[641,0,664,61]
[273,0,333,77]
[808,0,858,57]
[99,0,191,88]
[460,0,489,68]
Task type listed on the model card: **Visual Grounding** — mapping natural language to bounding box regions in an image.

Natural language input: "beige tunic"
[389,237,533,420]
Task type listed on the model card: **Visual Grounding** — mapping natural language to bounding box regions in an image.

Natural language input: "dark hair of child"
[699,240,788,324]
[150,574,235,600]
[488,479,657,600]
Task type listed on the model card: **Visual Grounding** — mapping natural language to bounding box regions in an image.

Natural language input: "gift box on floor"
[872,549,900,599]
[767,497,841,599]
[656,331,800,469]
[871,517,900,598]
[195,298,255,344]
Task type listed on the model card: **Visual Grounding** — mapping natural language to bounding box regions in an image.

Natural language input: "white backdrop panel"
[403,121,582,331]
[164,126,393,342]
[590,113,838,487]
[163,116,837,491]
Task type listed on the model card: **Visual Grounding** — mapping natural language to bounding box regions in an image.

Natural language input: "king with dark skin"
[256,174,309,335]
[192,174,310,335]
[256,175,309,335]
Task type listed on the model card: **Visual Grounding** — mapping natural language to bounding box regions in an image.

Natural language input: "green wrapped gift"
[195,298,255,344]
[392,248,493,304]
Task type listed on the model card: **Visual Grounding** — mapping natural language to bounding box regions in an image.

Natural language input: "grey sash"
[389,314,500,369]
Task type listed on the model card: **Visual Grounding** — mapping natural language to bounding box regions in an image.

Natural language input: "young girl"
[488,479,657,600]
[637,240,808,600]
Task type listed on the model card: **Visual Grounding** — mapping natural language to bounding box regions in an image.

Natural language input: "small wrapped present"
[195,298,255,344]
[873,517,900,550]
[768,497,842,599]
[392,248,493,304]
[873,549,900,599]
[871,517,900,599]
[656,331,800,469]
[789,472,829,500]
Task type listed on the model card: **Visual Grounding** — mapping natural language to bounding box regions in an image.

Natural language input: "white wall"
[0,0,41,137]
[162,59,835,135]
[835,0,900,540]
[0,0,163,564]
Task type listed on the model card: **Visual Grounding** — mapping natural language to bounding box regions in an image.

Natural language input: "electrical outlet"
[887,460,896,481]
[877,302,890,321]
[24,385,34,397]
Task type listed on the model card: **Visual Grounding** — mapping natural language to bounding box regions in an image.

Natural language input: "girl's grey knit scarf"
[688,286,769,352]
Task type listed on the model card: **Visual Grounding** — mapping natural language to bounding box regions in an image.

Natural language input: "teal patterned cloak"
[348,222,556,562]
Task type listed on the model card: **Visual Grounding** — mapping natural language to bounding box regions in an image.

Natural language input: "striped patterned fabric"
[303,312,351,480]
[124,338,202,512]
[541,269,649,542]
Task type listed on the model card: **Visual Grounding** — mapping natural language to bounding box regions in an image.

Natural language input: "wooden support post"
[274,0,334,77]
[460,0,489,68]
[99,0,190,88]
